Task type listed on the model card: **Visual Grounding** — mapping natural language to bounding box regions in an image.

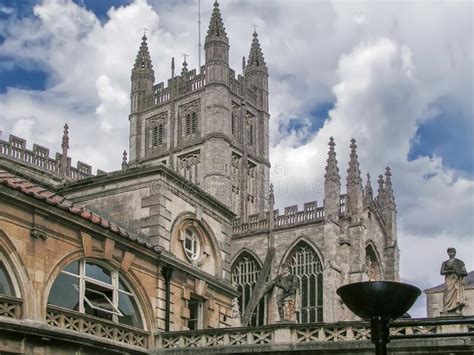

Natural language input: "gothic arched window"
[48,259,144,329]
[231,252,267,326]
[286,241,323,323]
[0,261,14,296]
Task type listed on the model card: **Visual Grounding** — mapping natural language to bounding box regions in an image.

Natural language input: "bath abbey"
[0,1,472,354]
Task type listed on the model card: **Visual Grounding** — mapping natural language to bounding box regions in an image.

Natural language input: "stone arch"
[230,248,263,268]
[170,212,222,277]
[277,236,325,273]
[280,238,324,323]
[231,249,267,326]
[0,229,34,318]
[43,250,154,331]
[365,241,383,281]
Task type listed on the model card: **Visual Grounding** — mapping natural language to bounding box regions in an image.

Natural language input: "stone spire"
[377,174,385,207]
[205,0,228,43]
[346,138,363,216]
[171,57,175,78]
[122,150,128,170]
[268,183,275,230]
[325,137,340,185]
[60,123,69,177]
[181,57,188,76]
[132,34,154,75]
[130,33,154,115]
[384,167,395,210]
[324,137,341,222]
[247,31,267,69]
[364,173,373,206]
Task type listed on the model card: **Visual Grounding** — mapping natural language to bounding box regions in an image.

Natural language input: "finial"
[252,24,258,33]
[325,137,340,185]
[242,56,246,72]
[62,123,69,152]
[364,173,373,205]
[171,57,175,77]
[143,27,148,39]
[269,183,275,206]
[385,166,392,179]
[377,174,384,191]
[181,53,188,75]
[214,0,219,6]
[122,150,128,170]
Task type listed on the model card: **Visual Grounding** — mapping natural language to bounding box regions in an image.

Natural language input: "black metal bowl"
[336,281,421,320]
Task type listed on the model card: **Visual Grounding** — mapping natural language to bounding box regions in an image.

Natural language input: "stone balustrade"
[156,317,474,352]
[46,305,149,348]
[0,134,94,181]
[0,295,22,319]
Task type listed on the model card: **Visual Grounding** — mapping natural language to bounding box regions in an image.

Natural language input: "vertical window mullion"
[79,260,85,313]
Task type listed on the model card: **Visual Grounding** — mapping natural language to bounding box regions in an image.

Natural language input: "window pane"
[119,278,131,292]
[85,281,114,311]
[85,262,111,284]
[63,260,79,275]
[118,292,143,328]
[48,272,79,310]
[0,262,14,296]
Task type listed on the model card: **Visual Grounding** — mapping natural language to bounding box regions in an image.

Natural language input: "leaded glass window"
[48,259,144,329]
[287,242,323,323]
[231,252,267,326]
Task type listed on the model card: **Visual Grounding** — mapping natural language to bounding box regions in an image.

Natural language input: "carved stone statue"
[273,265,299,322]
[228,297,241,327]
[440,247,467,314]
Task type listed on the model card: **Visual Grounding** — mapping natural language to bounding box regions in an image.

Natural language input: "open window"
[48,259,144,329]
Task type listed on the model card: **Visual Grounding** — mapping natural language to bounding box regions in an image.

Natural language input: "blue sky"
[0,0,472,318]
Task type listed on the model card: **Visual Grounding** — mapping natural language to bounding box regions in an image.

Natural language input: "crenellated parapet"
[0,133,96,182]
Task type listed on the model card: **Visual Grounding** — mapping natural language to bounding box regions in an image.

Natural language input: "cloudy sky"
[0,0,472,317]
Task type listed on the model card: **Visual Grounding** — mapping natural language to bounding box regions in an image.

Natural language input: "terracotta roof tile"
[0,168,161,254]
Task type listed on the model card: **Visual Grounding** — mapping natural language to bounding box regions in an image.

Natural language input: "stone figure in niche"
[273,265,299,322]
[440,247,467,314]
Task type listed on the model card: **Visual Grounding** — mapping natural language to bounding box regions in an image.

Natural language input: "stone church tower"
[128,1,270,216]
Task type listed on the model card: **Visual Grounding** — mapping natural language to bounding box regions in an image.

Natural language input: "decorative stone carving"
[273,265,298,322]
[228,297,241,327]
[179,152,200,169]
[440,247,467,314]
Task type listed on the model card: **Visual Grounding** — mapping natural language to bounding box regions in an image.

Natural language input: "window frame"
[48,259,145,329]
[0,253,19,297]
[183,228,200,262]
[187,296,203,330]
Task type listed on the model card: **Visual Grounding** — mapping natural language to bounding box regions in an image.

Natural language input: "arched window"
[231,252,267,326]
[365,244,382,281]
[286,241,323,323]
[0,261,14,296]
[48,259,144,329]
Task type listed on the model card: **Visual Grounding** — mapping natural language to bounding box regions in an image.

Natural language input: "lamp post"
[337,281,421,355]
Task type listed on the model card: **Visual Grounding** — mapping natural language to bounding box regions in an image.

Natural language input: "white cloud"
[0,0,472,318]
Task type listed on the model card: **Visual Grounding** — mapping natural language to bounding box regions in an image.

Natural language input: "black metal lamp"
[337,281,421,355]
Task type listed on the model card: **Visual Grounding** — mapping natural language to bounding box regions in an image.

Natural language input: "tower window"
[158,124,164,145]
[153,126,158,146]
[186,114,191,136]
[183,228,200,261]
[185,112,197,136]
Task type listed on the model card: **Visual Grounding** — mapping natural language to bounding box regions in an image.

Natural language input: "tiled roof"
[0,169,161,253]
[425,270,474,293]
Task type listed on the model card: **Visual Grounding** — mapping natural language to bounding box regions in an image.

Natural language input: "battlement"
[0,134,96,182]
[232,196,347,236]
[143,65,258,109]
